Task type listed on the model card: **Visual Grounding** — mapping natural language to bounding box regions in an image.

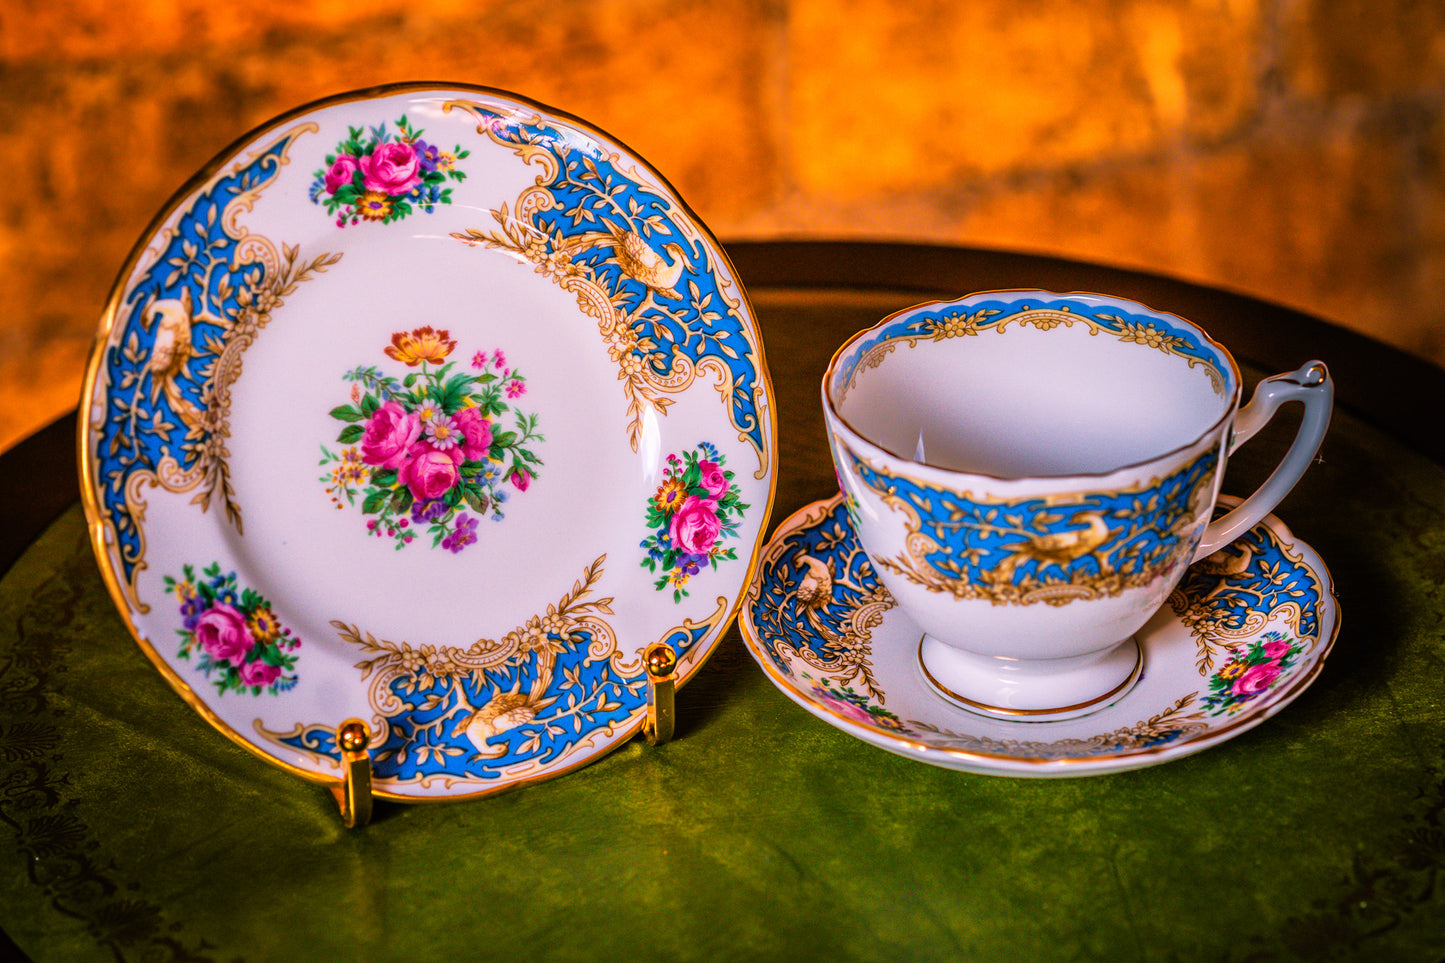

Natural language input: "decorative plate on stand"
[79,84,776,800]
[739,495,1337,777]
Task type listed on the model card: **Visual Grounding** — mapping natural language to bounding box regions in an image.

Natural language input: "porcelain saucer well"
[739,495,1338,777]
[79,84,776,800]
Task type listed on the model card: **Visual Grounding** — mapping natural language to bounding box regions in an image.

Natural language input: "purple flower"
[679,553,707,575]
[180,596,204,631]
[411,498,449,523]
[415,140,441,173]
[441,513,479,554]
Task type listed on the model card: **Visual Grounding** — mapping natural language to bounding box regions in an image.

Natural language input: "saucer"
[79,84,776,800]
[739,495,1338,777]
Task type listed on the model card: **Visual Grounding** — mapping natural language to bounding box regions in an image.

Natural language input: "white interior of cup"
[828,295,1237,478]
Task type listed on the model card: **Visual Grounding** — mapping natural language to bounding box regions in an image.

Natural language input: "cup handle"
[1192,361,1333,560]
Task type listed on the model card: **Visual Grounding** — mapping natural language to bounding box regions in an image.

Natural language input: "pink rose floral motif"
[320,329,544,552]
[323,154,361,194]
[670,496,723,555]
[698,460,730,499]
[453,406,494,462]
[164,563,300,697]
[359,140,423,195]
[194,604,252,664]
[240,658,283,689]
[360,400,422,468]
[310,115,469,227]
[804,674,909,733]
[641,443,749,602]
[1201,630,1303,715]
[401,444,463,501]
[1232,663,1281,697]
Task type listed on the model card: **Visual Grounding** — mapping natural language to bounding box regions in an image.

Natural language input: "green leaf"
[330,404,365,423]
[362,489,390,515]
[439,372,474,411]
[338,424,365,444]
[390,487,414,514]
[463,487,489,514]
[359,393,380,417]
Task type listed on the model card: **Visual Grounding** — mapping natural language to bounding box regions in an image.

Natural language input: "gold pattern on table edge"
[1168,538,1320,676]
[836,305,1227,405]
[851,448,1216,608]
[101,124,341,612]
[906,694,1209,757]
[443,100,759,468]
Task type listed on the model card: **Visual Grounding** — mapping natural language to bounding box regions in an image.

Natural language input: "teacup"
[822,290,1333,721]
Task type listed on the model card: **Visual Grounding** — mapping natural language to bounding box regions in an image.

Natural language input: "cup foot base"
[918,635,1143,723]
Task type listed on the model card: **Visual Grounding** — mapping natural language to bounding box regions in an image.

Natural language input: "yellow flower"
[1218,660,1246,680]
[385,326,456,366]
[247,606,284,645]
[356,190,393,221]
[653,478,688,514]
[333,447,368,486]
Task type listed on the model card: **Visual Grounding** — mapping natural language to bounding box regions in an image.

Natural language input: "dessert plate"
[79,84,776,800]
[739,495,1337,777]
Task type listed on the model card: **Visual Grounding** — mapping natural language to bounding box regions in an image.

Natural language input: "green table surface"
[3,242,1444,962]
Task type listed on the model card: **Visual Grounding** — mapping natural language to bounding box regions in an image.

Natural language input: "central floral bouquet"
[321,326,544,553]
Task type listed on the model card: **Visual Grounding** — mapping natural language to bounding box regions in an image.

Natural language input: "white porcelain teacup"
[822,290,1333,721]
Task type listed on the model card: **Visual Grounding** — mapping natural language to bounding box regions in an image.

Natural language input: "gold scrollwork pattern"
[95,123,338,609]
[847,446,1217,608]
[444,100,766,469]
[906,694,1210,759]
[1168,528,1325,676]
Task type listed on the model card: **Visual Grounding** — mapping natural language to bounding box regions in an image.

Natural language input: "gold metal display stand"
[327,642,679,827]
[330,719,373,829]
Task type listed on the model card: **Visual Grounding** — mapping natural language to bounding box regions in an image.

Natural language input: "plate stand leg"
[327,718,373,828]
[641,642,677,746]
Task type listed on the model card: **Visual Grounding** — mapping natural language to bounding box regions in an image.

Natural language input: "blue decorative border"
[844,445,1220,602]
[1173,507,1324,645]
[747,496,1330,761]
[277,620,711,783]
[94,130,309,593]
[466,106,767,464]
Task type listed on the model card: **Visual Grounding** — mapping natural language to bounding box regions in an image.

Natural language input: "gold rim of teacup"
[820,289,1244,485]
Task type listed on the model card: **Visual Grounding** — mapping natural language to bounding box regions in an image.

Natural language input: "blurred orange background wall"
[1,0,1442,452]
